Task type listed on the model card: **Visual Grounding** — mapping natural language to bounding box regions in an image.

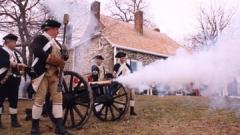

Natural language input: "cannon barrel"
[89,80,112,85]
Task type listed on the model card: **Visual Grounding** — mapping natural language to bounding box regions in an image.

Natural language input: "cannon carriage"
[61,71,129,129]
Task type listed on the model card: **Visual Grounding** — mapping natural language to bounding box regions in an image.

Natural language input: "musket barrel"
[63,14,69,25]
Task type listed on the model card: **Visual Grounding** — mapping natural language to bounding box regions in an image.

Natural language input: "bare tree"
[108,0,154,27]
[188,3,234,49]
[0,0,48,65]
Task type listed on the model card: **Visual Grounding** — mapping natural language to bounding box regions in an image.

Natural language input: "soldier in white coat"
[113,52,137,116]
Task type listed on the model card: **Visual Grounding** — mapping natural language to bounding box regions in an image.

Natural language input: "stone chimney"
[134,11,143,35]
[91,1,101,21]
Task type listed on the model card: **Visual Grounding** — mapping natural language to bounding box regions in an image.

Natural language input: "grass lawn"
[1,96,240,135]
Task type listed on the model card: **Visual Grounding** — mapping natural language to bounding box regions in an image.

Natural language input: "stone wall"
[66,35,114,78]
[117,48,166,66]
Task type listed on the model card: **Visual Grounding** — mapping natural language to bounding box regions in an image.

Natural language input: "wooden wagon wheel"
[92,81,129,121]
[62,71,93,129]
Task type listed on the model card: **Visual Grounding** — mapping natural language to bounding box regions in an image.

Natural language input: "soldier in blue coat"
[91,55,106,82]
[0,34,26,128]
[30,19,71,135]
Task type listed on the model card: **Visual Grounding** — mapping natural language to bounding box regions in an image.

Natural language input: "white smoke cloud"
[41,0,99,73]
[41,0,98,49]
[117,11,240,97]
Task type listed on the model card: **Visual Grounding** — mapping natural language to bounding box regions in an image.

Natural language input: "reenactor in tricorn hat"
[0,33,26,128]
[30,19,72,135]
[113,52,137,116]
[91,55,106,82]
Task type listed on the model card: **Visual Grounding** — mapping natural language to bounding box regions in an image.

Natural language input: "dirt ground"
[0,96,240,135]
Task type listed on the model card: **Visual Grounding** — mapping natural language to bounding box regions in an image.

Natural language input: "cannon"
[61,71,129,129]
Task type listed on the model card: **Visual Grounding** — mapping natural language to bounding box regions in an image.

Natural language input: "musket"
[58,14,69,92]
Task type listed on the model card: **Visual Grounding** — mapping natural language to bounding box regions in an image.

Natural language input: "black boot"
[31,119,40,135]
[11,114,21,127]
[25,108,32,121]
[55,118,72,135]
[130,107,137,116]
[0,114,3,129]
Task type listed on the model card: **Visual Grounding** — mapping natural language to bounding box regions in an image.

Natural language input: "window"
[130,61,137,72]
[127,59,143,72]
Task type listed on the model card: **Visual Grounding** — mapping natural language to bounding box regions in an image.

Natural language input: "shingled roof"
[100,15,183,56]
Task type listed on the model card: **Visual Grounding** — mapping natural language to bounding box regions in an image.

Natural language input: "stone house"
[66,1,184,78]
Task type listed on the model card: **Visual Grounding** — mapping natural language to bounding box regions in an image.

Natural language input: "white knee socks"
[52,104,63,118]
[32,105,43,119]
[9,107,17,114]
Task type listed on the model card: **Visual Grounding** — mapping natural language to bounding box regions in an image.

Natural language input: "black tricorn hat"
[93,55,104,60]
[41,19,61,30]
[3,33,18,41]
[115,52,126,58]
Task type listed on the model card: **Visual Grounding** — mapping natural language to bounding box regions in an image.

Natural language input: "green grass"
[1,96,240,135]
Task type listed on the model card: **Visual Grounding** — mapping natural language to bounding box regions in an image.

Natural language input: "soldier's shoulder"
[92,64,98,68]
[114,63,120,66]
[91,64,99,69]
[114,63,121,67]
[31,35,49,47]
[113,63,121,69]
[0,46,5,52]
[0,47,8,57]
[0,46,3,53]
[32,35,48,43]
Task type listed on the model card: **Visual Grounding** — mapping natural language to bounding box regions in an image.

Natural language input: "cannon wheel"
[62,71,93,129]
[92,81,129,121]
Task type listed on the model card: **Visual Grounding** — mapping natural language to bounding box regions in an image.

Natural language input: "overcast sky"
[1,0,239,45]
[94,0,240,44]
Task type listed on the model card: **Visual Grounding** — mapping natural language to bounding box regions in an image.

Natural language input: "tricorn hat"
[3,33,18,41]
[41,19,61,30]
[93,55,104,60]
[115,52,126,58]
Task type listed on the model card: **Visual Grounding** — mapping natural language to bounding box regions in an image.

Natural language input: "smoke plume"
[117,11,240,97]
[41,0,98,49]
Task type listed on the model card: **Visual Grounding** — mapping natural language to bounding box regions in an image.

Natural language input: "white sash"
[97,65,105,81]
[43,41,51,52]
[116,63,131,77]
[32,40,52,67]
[31,57,39,67]
[0,67,7,75]
[0,47,15,76]
[2,46,17,62]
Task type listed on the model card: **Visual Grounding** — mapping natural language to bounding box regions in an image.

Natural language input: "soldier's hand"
[17,63,27,70]
[59,60,65,70]
[112,72,117,78]
[47,54,65,69]
[17,63,27,75]
[61,45,69,61]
